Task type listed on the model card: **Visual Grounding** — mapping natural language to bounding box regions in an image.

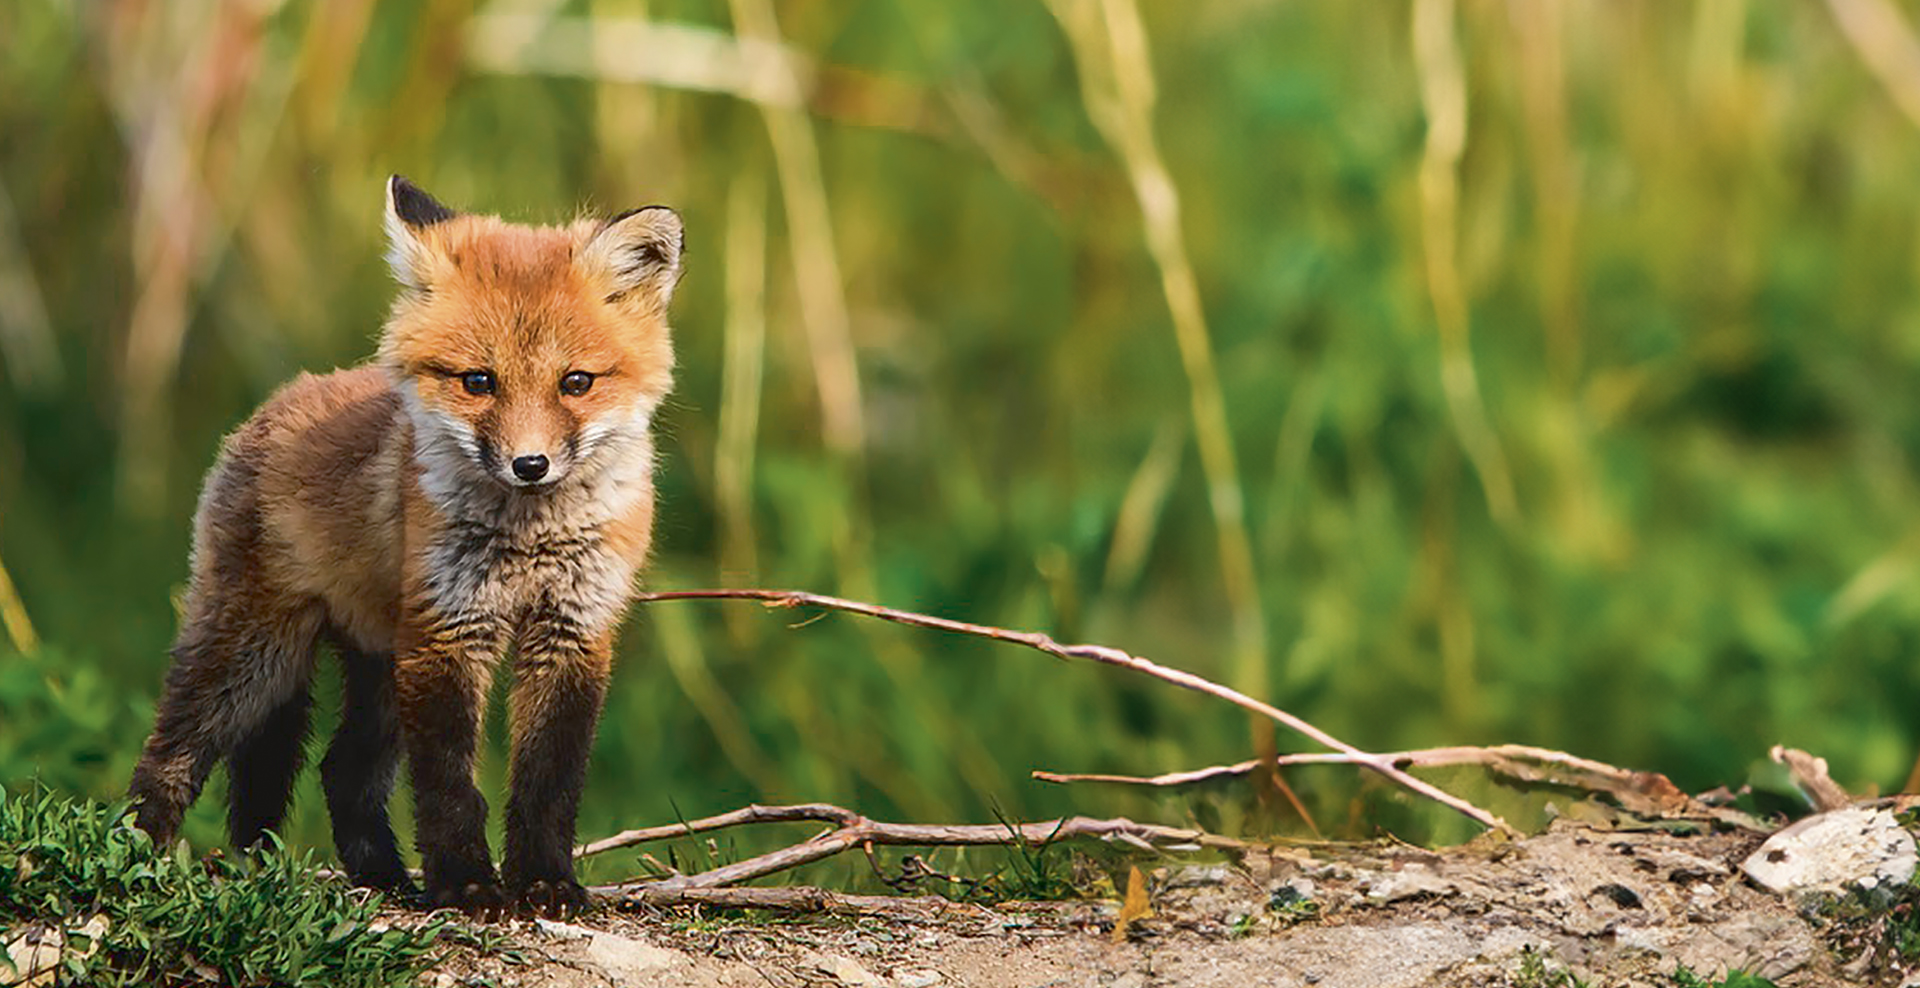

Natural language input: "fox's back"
[189,365,408,649]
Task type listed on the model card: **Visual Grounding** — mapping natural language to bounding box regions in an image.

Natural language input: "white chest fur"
[401,383,656,637]
[423,518,638,636]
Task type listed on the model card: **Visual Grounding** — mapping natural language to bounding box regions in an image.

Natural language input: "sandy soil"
[421,820,1905,988]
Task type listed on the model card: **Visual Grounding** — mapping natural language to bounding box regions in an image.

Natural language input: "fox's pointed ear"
[384,176,456,291]
[580,206,684,309]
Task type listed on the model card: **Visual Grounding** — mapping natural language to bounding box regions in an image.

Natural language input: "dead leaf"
[1112,865,1152,943]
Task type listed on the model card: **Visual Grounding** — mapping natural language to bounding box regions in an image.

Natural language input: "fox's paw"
[367,879,425,908]
[348,864,421,901]
[430,878,511,922]
[516,878,593,919]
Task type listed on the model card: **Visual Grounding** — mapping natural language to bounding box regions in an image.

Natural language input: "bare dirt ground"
[420,819,1907,988]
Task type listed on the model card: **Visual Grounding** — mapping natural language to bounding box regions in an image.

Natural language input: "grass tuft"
[0,784,451,987]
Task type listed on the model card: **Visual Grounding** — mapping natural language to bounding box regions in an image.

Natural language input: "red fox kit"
[127,177,682,917]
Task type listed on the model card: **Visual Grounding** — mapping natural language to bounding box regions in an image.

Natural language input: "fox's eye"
[560,371,594,396]
[460,371,496,396]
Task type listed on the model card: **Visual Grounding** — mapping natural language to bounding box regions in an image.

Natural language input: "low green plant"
[1266,891,1320,924]
[0,784,451,986]
[0,648,152,800]
[976,813,1078,903]
[1670,966,1779,988]
[1513,946,1586,988]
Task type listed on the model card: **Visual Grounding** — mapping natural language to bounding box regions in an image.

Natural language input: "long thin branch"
[1033,744,1648,788]
[576,803,861,859]
[636,589,1515,835]
[1035,744,1773,833]
[585,805,1250,892]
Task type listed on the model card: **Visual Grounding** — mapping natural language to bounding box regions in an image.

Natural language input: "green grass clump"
[1513,947,1587,988]
[0,784,448,987]
[1670,967,1778,988]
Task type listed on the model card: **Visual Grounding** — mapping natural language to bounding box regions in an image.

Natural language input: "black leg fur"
[131,613,318,848]
[396,630,504,915]
[320,642,413,894]
[502,629,608,917]
[227,685,312,852]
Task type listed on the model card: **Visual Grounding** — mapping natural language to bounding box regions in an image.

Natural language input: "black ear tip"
[390,176,456,228]
[605,204,681,227]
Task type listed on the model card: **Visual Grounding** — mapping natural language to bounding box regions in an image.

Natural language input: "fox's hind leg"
[320,639,413,894]
[227,684,312,851]
[129,603,323,849]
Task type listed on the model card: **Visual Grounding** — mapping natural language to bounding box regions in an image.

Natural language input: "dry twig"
[1036,743,1654,790]
[1037,743,1775,832]
[1770,745,1854,813]
[636,589,1516,835]
[580,801,1249,892]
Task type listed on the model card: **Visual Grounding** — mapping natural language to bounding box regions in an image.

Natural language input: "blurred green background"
[6,0,1920,869]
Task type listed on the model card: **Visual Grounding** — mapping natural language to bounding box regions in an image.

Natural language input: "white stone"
[538,920,681,981]
[1741,807,1917,895]
[811,953,886,986]
[1,916,107,988]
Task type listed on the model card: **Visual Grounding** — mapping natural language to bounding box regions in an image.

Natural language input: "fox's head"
[377,177,680,496]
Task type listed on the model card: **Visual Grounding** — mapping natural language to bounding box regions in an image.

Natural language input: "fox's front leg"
[501,606,613,917]
[393,608,507,916]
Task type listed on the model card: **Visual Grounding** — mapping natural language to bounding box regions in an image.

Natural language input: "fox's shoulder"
[233,365,396,444]
[210,364,405,495]
[263,364,396,420]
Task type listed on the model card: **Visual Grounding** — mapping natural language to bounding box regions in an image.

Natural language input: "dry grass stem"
[637,589,1516,834]
[716,172,769,583]
[1825,0,1920,130]
[105,0,297,513]
[1507,0,1581,384]
[0,183,60,392]
[723,0,866,461]
[1044,0,1274,779]
[1099,420,1184,597]
[0,552,39,655]
[1413,0,1520,527]
[468,14,812,109]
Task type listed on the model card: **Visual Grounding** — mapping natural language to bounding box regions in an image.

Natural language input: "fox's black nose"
[511,454,550,482]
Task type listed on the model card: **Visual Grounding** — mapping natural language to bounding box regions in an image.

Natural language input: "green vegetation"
[1513,948,1586,988]
[0,785,446,986]
[1509,955,1777,988]
[1807,875,1920,979]
[1671,967,1778,988]
[5,1,1920,870]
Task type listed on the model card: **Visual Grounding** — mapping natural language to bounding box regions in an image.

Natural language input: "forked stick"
[580,803,1253,892]
[636,589,1515,835]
